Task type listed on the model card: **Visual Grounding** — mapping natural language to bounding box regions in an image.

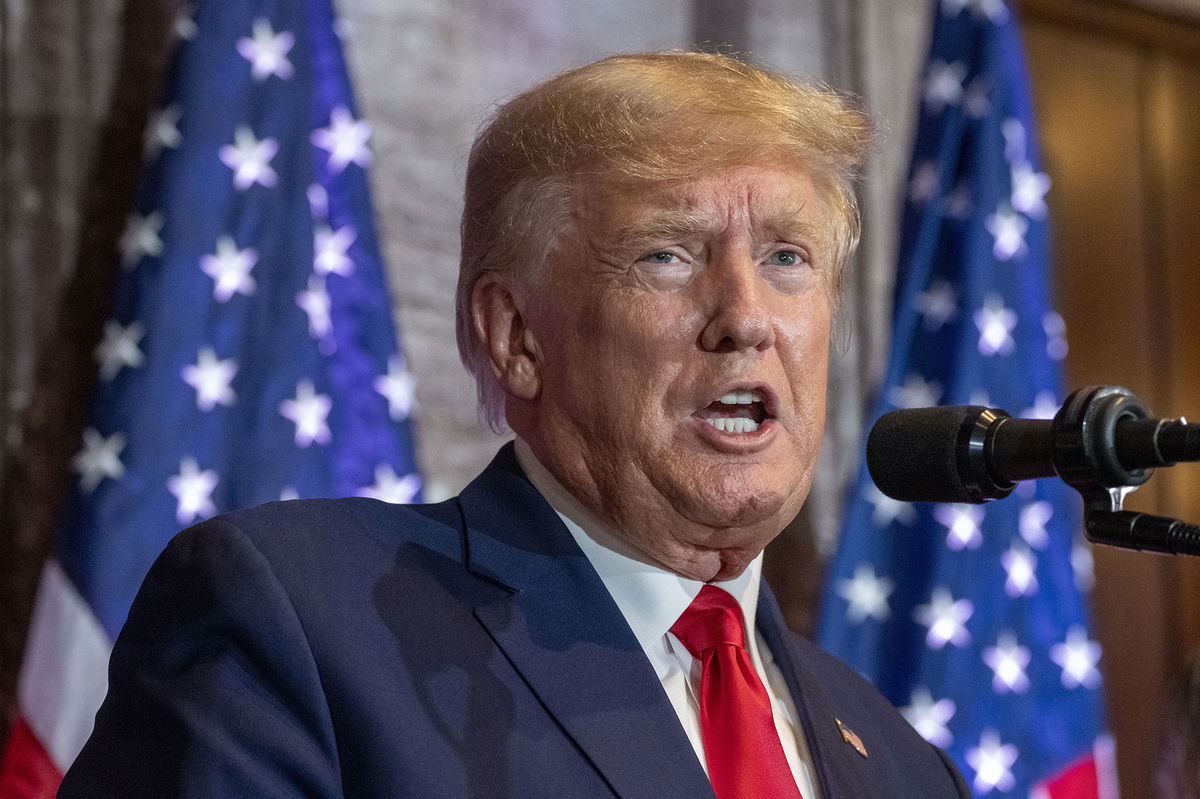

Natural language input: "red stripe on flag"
[1039,752,1100,799]
[0,716,62,799]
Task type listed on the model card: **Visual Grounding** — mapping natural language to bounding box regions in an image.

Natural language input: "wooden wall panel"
[1022,4,1200,795]
[1147,55,1200,666]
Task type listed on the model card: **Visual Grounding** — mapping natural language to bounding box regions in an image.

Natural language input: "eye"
[630,247,694,290]
[639,250,682,264]
[766,249,806,267]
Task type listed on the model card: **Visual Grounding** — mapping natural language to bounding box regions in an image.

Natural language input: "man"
[60,53,969,797]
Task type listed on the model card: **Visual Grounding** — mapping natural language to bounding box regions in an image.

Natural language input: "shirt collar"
[514,439,763,651]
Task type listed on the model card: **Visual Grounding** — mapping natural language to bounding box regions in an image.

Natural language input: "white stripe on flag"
[17,559,114,771]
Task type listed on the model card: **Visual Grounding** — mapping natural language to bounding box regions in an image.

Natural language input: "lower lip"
[691,415,777,451]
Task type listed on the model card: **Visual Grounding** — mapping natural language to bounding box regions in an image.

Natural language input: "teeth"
[707,417,760,433]
[717,390,763,405]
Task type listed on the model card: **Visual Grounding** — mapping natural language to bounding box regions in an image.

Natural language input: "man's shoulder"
[218,495,463,548]
[208,494,459,547]
[162,496,469,594]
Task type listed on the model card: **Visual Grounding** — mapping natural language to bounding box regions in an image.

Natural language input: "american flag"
[817,2,1114,797]
[0,1,420,794]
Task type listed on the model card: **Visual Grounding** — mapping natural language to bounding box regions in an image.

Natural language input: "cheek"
[781,297,832,363]
[585,291,699,366]
[780,300,832,415]
[542,303,669,413]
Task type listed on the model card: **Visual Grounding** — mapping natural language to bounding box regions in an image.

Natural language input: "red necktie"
[670,585,803,799]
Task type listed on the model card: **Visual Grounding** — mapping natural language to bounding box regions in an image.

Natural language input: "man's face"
[515,163,834,581]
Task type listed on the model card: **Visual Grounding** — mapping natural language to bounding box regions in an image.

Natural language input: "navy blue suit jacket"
[61,445,968,797]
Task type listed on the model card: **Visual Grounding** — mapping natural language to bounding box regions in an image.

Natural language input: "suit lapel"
[756,584,874,798]
[459,447,714,799]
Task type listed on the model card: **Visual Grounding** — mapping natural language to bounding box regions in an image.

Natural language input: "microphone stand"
[1053,386,1200,556]
[1085,509,1200,556]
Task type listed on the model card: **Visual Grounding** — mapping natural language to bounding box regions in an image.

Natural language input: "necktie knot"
[670,584,747,657]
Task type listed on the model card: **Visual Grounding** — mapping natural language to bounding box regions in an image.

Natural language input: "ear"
[471,275,541,401]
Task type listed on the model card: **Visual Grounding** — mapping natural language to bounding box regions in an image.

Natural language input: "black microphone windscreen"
[867,406,983,503]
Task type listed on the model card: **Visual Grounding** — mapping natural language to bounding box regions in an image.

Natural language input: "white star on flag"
[1002,118,1027,162]
[237,18,295,81]
[1022,390,1059,420]
[280,380,332,447]
[1043,311,1069,361]
[167,457,219,525]
[72,428,126,493]
[985,204,1028,260]
[923,60,967,112]
[359,464,422,504]
[1011,162,1050,218]
[998,118,1027,163]
[888,373,942,410]
[1019,500,1052,548]
[279,486,301,502]
[966,730,1018,794]
[119,211,164,268]
[941,0,971,16]
[1051,625,1103,689]
[182,347,238,411]
[314,224,357,276]
[901,688,956,748]
[909,161,940,204]
[915,587,974,649]
[375,356,417,421]
[836,564,894,623]
[200,235,258,302]
[297,275,333,342]
[173,5,197,40]
[312,105,372,174]
[967,388,992,408]
[914,280,958,330]
[95,319,146,380]
[942,182,974,220]
[974,294,1017,356]
[983,631,1032,693]
[963,77,991,119]
[308,183,330,217]
[1073,540,1095,592]
[219,126,279,191]
[934,503,985,551]
[144,104,182,160]
[1002,544,1039,597]
[866,484,916,528]
[973,0,1010,23]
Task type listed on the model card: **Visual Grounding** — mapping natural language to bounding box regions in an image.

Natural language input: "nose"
[698,253,776,353]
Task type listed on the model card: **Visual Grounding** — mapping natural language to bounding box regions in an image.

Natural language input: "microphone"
[867,396,1200,504]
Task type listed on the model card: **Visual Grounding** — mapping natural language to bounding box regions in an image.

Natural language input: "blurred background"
[2,0,1199,795]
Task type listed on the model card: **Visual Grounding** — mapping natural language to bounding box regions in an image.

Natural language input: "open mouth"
[694,389,770,434]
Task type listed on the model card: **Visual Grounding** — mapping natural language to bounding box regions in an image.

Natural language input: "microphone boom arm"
[1043,386,1199,555]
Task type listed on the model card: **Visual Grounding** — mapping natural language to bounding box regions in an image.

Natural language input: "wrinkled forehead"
[567,160,836,253]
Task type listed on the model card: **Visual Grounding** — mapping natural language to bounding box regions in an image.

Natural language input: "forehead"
[571,163,829,242]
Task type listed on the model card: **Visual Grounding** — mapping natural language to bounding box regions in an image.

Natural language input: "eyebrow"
[609,209,714,248]
[608,203,824,248]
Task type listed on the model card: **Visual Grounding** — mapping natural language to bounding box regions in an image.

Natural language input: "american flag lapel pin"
[835,718,868,758]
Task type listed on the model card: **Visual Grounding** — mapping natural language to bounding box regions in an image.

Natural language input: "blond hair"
[456,51,873,431]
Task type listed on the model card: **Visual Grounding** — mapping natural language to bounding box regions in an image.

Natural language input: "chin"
[671,470,803,530]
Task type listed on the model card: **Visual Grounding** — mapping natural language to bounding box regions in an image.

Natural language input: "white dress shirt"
[515,440,820,799]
